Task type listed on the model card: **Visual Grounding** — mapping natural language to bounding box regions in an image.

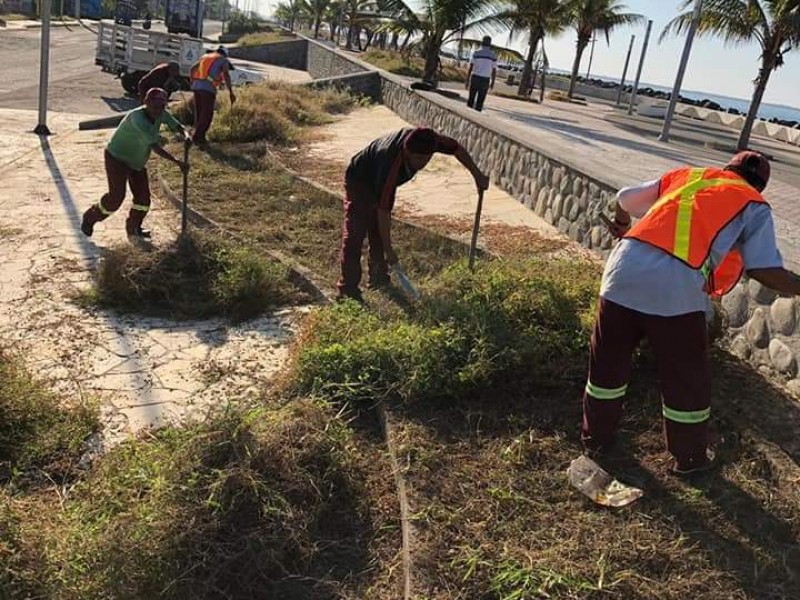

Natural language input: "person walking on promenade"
[466,36,497,112]
[189,46,236,146]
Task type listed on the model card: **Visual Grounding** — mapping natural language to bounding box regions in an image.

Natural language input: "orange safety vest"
[191,53,226,88]
[624,166,768,298]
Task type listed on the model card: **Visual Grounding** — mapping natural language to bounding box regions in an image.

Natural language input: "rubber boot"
[80,205,106,237]
[125,209,152,246]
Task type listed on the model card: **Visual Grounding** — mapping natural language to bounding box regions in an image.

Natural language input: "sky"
[253,0,800,108]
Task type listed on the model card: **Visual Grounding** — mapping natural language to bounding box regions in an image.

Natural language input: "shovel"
[468,188,485,270]
[180,139,190,238]
[391,263,420,302]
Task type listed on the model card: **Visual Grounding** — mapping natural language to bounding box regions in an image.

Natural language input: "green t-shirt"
[106,107,183,171]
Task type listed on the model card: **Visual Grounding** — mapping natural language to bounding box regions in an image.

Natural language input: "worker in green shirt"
[81,88,189,244]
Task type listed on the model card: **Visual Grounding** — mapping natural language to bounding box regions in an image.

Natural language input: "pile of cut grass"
[82,231,306,321]
[238,29,296,46]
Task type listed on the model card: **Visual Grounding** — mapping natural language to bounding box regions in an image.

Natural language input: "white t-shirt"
[470,47,497,78]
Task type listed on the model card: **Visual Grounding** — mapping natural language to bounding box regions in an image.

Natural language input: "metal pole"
[616,34,635,106]
[660,0,703,142]
[180,140,190,237]
[34,0,52,135]
[468,189,485,270]
[627,19,652,116]
[585,36,597,79]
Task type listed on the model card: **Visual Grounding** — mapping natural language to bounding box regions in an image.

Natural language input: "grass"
[172,82,364,145]
[0,349,98,484]
[80,231,307,322]
[360,49,468,83]
[290,260,599,405]
[238,30,296,46]
[1,400,400,598]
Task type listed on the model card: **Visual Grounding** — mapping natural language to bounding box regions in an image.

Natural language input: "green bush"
[226,10,260,34]
[0,351,98,481]
[291,259,600,404]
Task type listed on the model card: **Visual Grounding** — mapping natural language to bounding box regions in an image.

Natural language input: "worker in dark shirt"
[337,127,490,302]
[137,61,181,103]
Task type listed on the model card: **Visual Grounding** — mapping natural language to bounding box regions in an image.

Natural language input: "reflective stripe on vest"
[624,167,768,297]
[585,380,627,400]
[662,405,710,424]
[192,53,224,88]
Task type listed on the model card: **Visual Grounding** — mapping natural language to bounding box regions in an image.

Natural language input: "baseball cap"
[216,45,228,56]
[144,87,169,108]
[726,151,771,191]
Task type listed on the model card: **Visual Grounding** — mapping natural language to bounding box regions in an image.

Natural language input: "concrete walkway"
[0,109,304,449]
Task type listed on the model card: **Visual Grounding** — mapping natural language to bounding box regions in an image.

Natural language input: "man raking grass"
[583,151,800,479]
[336,127,489,303]
[81,88,189,246]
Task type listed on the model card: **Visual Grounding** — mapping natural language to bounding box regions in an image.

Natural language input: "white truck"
[94,21,264,94]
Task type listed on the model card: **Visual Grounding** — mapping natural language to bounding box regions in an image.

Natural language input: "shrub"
[291,259,600,404]
[226,10,260,34]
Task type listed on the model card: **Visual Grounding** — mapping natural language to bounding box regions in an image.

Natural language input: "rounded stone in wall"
[729,335,751,360]
[769,338,797,376]
[589,182,599,198]
[590,226,603,248]
[749,279,778,304]
[573,178,584,197]
[560,175,571,194]
[552,195,564,220]
[745,308,770,348]
[721,284,750,328]
[568,198,580,221]
[544,208,553,223]
[558,217,570,234]
[769,297,797,335]
[552,168,563,190]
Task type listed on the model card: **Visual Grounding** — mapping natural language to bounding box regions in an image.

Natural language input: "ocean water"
[548,68,800,123]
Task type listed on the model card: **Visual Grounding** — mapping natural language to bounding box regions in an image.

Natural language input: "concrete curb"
[154,169,336,305]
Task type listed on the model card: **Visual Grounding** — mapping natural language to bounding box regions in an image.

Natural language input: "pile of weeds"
[360,49,467,82]
[172,82,364,144]
[0,349,98,483]
[290,259,600,404]
[83,231,306,321]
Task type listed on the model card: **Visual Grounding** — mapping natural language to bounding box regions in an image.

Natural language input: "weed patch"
[84,231,306,321]
[290,260,599,404]
[361,49,467,82]
[0,350,98,483]
[238,30,296,46]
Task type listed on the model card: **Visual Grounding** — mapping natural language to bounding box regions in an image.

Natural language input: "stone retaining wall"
[306,40,371,79]
[379,76,619,256]
[305,71,382,101]
[228,39,309,71]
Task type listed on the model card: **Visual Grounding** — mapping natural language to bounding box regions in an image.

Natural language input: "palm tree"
[274,0,302,31]
[566,0,644,97]
[383,0,501,83]
[497,0,571,96]
[302,0,332,38]
[662,0,800,150]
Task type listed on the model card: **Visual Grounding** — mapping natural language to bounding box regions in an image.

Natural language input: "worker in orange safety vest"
[583,151,800,476]
[189,46,236,146]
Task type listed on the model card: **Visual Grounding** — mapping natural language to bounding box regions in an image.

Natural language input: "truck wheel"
[120,71,145,95]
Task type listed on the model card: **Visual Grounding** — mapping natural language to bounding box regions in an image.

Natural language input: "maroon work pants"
[192,90,216,144]
[336,179,389,298]
[84,150,151,233]
[582,298,712,469]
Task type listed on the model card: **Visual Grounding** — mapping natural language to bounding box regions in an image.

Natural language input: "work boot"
[367,275,391,290]
[80,205,104,237]
[672,449,717,478]
[335,288,365,305]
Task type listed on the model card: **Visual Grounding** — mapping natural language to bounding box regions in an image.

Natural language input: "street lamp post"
[616,34,635,106]
[660,0,703,142]
[34,0,53,136]
[627,19,652,116]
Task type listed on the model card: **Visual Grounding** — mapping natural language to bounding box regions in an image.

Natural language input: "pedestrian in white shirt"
[466,36,497,112]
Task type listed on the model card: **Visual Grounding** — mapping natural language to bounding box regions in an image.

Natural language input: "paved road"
[0,19,225,116]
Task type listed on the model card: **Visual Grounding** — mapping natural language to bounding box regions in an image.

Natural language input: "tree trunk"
[517,29,540,96]
[737,63,773,150]
[364,29,374,50]
[314,17,321,38]
[391,31,399,50]
[568,36,589,98]
[423,41,439,82]
[401,31,411,51]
